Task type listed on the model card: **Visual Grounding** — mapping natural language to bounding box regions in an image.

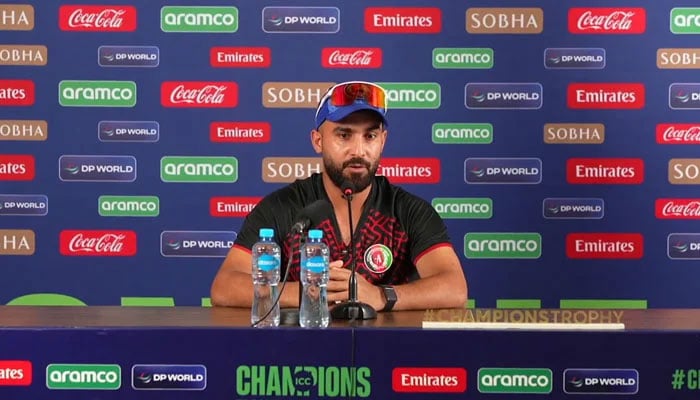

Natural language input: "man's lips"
[346,164,367,170]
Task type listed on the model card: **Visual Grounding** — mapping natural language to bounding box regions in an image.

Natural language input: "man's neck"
[321,173,372,211]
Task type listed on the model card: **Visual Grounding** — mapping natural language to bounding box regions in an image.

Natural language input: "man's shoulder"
[258,174,322,208]
[374,175,430,207]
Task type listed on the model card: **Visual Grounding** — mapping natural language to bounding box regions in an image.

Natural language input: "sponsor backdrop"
[1,0,699,307]
[1,327,700,398]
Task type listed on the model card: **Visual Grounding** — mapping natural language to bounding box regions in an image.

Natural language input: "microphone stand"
[331,190,377,320]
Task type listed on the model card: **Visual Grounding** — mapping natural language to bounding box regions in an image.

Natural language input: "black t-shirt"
[234,173,453,285]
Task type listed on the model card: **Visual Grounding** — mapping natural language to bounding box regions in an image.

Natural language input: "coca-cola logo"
[577,11,634,31]
[568,8,646,34]
[662,201,700,216]
[322,48,383,68]
[69,9,125,28]
[161,81,238,108]
[60,230,137,256]
[170,85,226,104]
[656,199,700,219]
[330,50,372,65]
[657,124,700,144]
[59,5,137,32]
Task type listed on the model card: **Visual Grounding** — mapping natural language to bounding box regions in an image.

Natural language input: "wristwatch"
[380,285,397,312]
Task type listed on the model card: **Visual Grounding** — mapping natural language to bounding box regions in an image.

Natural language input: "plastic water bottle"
[251,228,281,327]
[299,229,330,328]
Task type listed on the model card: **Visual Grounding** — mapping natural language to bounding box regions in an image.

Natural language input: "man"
[211,81,467,311]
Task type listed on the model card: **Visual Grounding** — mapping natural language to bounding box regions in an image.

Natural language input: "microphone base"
[330,300,378,320]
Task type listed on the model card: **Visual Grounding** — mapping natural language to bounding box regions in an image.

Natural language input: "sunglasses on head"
[315,81,388,121]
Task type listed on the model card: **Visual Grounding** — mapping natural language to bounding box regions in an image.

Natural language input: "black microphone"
[331,181,377,320]
[290,199,333,234]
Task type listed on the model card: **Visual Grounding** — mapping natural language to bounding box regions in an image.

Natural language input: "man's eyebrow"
[332,123,382,133]
[333,126,354,133]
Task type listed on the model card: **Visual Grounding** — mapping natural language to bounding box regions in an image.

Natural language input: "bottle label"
[303,255,327,273]
[257,254,280,271]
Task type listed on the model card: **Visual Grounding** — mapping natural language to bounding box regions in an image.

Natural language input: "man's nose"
[347,135,366,156]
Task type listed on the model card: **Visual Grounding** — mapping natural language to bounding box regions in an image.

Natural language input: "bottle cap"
[308,229,323,240]
[259,228,274,238]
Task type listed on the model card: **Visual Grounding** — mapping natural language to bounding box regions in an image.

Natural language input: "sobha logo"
[161,6,238,33]
[262,82,334,108]
[467,8,543,34]
[0,45,47,66]
[432,197,492,219]
[59,80,136,107]
[98,195,160,217]
[263,157,322,183]
[478,368,552,394]
[464,232,541,259]
[0,4,34,30]
[236,365,371,397]
[161,156,238,183]
[377,82,441,109]
[46,364,121,390]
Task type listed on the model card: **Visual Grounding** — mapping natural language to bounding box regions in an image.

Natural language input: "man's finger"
[329,268,351,280]
[327,280,348,292]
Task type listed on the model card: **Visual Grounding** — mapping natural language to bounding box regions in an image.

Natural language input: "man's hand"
[326,260,384,310]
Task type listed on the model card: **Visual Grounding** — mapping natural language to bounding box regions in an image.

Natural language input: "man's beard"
[324,156,378,192]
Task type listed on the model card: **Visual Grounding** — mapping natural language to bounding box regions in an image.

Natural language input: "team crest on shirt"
[363,244,393,274]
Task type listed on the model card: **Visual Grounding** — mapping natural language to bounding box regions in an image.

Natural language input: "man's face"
[312,110,387,192]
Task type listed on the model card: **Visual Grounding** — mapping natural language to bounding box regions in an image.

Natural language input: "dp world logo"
[564,369,638,394]
[263,7,340,33]
[99,121,159,142]
[543,198,604,219]
[59,155,136,182]
[98,46,159,67]
[544,48,605,69]
[465,158,541,184]
[0,194,48,216]
[132,365,206,390]
[161,231,237,257]
[465,82,542,109]
[668,233,700,259]
[669,83,700,109]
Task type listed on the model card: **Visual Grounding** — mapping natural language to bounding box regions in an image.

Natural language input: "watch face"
[384,286,397,301]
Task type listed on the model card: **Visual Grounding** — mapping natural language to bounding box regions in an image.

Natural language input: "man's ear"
[310,129,322,154]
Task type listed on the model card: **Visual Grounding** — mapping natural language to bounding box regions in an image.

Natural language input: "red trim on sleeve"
[414,242,452,265]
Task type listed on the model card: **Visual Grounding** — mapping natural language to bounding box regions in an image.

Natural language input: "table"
[0,306,698,398]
